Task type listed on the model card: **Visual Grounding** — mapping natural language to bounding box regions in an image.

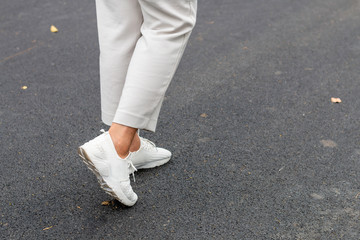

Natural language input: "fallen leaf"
[43,226,53,231]
[200,113,208,118]
[77,206,82,209]
[21,86,27,90]
[101,201,111,206]
[331,97,341,103]
[50,25,58,33]
[320,139,337,148]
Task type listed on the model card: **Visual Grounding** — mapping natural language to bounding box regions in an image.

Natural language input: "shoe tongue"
[110,158,130,180]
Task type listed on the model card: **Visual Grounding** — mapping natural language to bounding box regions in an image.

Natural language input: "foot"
[78,131,138,206]
[131,137,172,171]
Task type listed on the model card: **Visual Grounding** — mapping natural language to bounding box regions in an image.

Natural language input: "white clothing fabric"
[95,0,197,132]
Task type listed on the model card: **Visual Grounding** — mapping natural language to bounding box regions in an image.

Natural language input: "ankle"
[108,123,137,158]
[129,134,141,152]
[110,138,130,159]
[116,150,130,159]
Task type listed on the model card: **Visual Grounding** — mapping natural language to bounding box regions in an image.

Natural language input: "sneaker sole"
[77,147,136,206]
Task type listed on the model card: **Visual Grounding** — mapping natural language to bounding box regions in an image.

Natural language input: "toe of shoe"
[155,147,172,160]
[111,181,138,206]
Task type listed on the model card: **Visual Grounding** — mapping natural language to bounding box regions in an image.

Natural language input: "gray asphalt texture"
[1,0,360,239]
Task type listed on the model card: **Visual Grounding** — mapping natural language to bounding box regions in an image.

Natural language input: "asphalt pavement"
[1,0,360,239]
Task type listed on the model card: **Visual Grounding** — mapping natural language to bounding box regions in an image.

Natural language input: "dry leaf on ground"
[101,201,111,206]
[331,97,341,103]
[50,25,58,33]
[320,139,337,148]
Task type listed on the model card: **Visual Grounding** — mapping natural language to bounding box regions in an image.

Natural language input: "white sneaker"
[77,131,138,207]
[131,137,172,171]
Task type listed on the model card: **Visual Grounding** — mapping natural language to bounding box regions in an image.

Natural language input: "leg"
[112,0,197,132]
[96,0,143,126]
[108,123,138,158]
[110,0,197,158]
[96,0,143,158]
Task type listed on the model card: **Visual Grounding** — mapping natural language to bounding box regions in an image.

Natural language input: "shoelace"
[140,137,158,151]
[127,155,137,182]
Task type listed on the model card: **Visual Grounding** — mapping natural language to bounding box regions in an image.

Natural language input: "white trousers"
[95,0,197,132]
